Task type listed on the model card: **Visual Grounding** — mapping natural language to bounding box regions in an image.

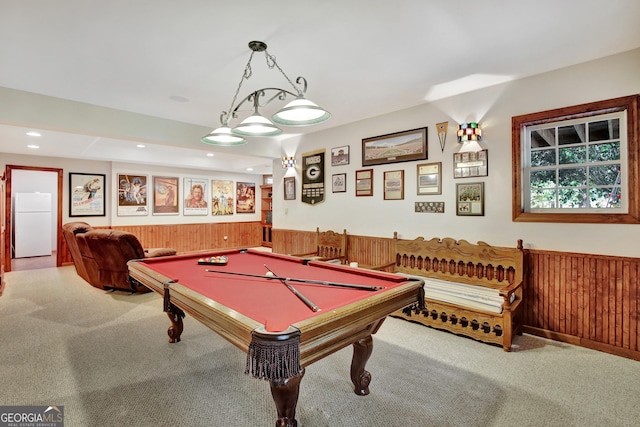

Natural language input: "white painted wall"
[272,48,640,258]
[0,154,263,228]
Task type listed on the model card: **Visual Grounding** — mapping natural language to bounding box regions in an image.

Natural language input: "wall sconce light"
[282,156,296,169]
[457,122,482,143]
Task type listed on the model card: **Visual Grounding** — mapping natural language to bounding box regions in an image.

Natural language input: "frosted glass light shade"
[272,98,331,126]
[232,114,282,137]
[201,126,247,146]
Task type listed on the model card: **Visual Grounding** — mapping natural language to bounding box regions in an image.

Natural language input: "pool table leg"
[270,368,305,427]
[166,303,185,343]
[351,335,373,396]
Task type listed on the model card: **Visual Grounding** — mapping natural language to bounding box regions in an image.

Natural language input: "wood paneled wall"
[274,228,640,361]
[61,221,262,265]
[272,228,397,268]
[523,249,639,361]
[272,228,317,257]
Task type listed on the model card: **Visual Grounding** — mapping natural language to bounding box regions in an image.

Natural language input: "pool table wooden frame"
[128,249,424,427]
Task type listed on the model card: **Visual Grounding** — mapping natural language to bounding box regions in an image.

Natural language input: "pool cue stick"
[263,264,320,312]
[204,269,382,291]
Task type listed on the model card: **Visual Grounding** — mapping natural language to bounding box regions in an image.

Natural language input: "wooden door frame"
[3,165,63,272]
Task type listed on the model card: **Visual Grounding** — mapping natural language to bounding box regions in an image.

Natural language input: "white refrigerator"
[14,192,52,258]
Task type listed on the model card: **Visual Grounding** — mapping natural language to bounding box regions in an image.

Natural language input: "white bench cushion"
[400,275,506,314]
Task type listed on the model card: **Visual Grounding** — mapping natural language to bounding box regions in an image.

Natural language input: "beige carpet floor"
[0,266,638,426]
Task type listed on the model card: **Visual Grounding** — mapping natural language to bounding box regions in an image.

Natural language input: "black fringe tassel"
[245,332,302,382]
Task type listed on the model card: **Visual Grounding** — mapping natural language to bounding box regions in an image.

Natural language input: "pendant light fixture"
[201,41,331,146]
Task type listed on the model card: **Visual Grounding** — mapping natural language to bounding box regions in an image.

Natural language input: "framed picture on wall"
[355,169,373,196]
[236,182,256,213]
[362,127,427,166]
[183,177,209,215]
[416,162,442,195]
[117,173,149,216]
[383,170,404,200]
[332,173,346,193]
[331,145,350,166]
[69,172,106,217]
[284,176,296,200]
[152,176,179,215]
[453,149,488,178]
[211,179,234,215]
[456,182,484,216]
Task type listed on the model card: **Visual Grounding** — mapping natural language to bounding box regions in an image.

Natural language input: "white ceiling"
[1,0,639,174]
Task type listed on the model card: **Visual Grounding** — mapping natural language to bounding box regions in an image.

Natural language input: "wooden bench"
[387,235,524,351]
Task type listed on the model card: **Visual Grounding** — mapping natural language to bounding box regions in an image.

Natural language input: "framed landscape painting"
[362,127,427,166]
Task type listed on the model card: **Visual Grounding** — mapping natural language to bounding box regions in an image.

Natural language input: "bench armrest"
[498,280,523,304]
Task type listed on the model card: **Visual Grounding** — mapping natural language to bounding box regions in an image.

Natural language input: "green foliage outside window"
[527,116,622,210]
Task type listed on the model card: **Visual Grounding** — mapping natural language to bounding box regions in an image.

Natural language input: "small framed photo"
[331,145,349,166]
[355,169,373,197]
[456,182,484,216]
[417,162,442,195]
[383,170,404,200]
[332,173,346,193]
[69,173,106,217]
[284,176,296,200]
[454,149,488,178]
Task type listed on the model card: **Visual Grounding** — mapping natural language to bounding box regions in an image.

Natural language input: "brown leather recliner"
[62,221,101,287]
[81,229,176,292]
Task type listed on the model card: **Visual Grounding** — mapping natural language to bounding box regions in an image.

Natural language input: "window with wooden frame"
[512,94,639,223]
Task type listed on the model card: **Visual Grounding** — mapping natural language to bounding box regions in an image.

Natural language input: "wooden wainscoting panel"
[272,228,316,257]
[523,249,640,360]
[347,233,396,270]
[61,223,252,266]
[272,229,640,360]
[95,222,262,254]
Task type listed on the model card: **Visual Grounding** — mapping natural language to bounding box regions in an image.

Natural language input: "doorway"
[3,165,63,272]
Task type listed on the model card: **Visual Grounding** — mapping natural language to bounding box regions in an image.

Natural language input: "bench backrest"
[315,228,348,264]
[394,236,523,290]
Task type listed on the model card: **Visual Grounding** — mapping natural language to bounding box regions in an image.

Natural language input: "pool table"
[128,249,424,427]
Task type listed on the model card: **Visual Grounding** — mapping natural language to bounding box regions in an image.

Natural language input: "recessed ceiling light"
[137,144,146,148]
[169,95,189,103]
[26,131,41,137]
[27,144,39,149]
[206,153,214,157]
[247,167,254,171]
